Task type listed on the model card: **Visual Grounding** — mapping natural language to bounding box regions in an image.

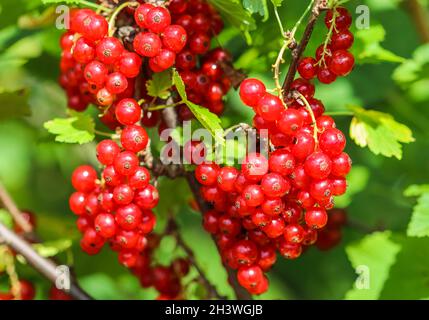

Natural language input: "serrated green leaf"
[243,0,269,20]
[44,111,95,144]
[404,184,429,197]
[32,239,73,258]
[349,106,414,159]
[405,188,429,238]
[146,69,172,99]
[0,209,13,229]
[393,44,429,88]
[172,70,225,145]
[345,231,401,300]
[353,25,405,64]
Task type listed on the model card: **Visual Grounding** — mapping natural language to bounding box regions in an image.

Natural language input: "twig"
[406,0,429,43]
[0,222,92,300]
[0,181,32,233]
[0,182,92,300]
[282,0,326,98]
[165,217,227,300]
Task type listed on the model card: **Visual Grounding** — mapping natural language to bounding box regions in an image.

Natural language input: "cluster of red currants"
[168,0,232,118]
[58,0,231,130]
[193,8,354,291]
[69,124,160,268]
[129,234,191,300]
[298,7,355,84]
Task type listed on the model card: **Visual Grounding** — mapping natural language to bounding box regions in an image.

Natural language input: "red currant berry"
[96,37,124,65]
[121,125,149,153]
[310,179,333,201]
[72,37,95,64]
[114,151,139,176]
[129,167,151,190]
[261,173,290,198]
[161,25,187,53]
[116,52,142,78]
[243,184,265,207]
[71,165,97,192]
[331,152,352,177]
[305,207,328,229]
[134,185,159,210]
[328,50,355,76]
[113,184,135,205]
[331,30,354,50]
[269,149,295,176]
[105,72,128,94]
[84,60,108,85]
[217,166,239,192]
[241,153,269,182]
[304,152,332,179]
[325,7,352,31]
[115,98,142,125]
[189,33,210,55]
[94,213,117,238]
[146,7,171,33]
[319,128,346,157]
[298,57,319,80]
[277,109,304,135]
[96,140,120,165]
[116,204,142,230]
[262,216,286,238]
[239,78,266,107]
[232,240,259,266]
[317,67,337,84]
[69,192,86,215]
[256,93,284,122]
[133,32,162,57]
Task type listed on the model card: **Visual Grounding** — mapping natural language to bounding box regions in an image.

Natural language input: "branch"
[165,217,227,300]
[282,0,326,98]
[0,182,92,300]
[0,182,32,233]
[406,0,429,43]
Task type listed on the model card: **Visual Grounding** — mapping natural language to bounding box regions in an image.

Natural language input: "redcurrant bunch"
[69,124,159,269]
[194,53,353,294]
[297,6,355,84]
[315,208,347,250]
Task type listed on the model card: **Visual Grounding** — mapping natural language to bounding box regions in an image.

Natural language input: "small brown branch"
[0,182,32,233]
[282,0,326,98]
[165,217,227,300]
[406,0,429,43]
[0,182,92,300]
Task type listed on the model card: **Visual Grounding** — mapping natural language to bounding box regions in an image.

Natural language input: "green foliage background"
[1,0,429,300]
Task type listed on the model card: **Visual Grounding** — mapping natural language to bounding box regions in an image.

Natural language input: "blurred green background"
[1,0,429,300]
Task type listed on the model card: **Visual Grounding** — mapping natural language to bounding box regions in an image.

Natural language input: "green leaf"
[172,70,225,145]
[243,0,269,20]
[0,90,31,120]
[345,231,401,300]
[379,235,429,299]
[32,239,73,258]
[349,106,415,159]
[335,165,370,208]
[353,25,405,64]
[404,184,429,197]
[0,209,13,229]
[208,0,256,35]
[393,44,429,87]
[405,186,429,238]
[146,69,172,99]
[44,111,95,144]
